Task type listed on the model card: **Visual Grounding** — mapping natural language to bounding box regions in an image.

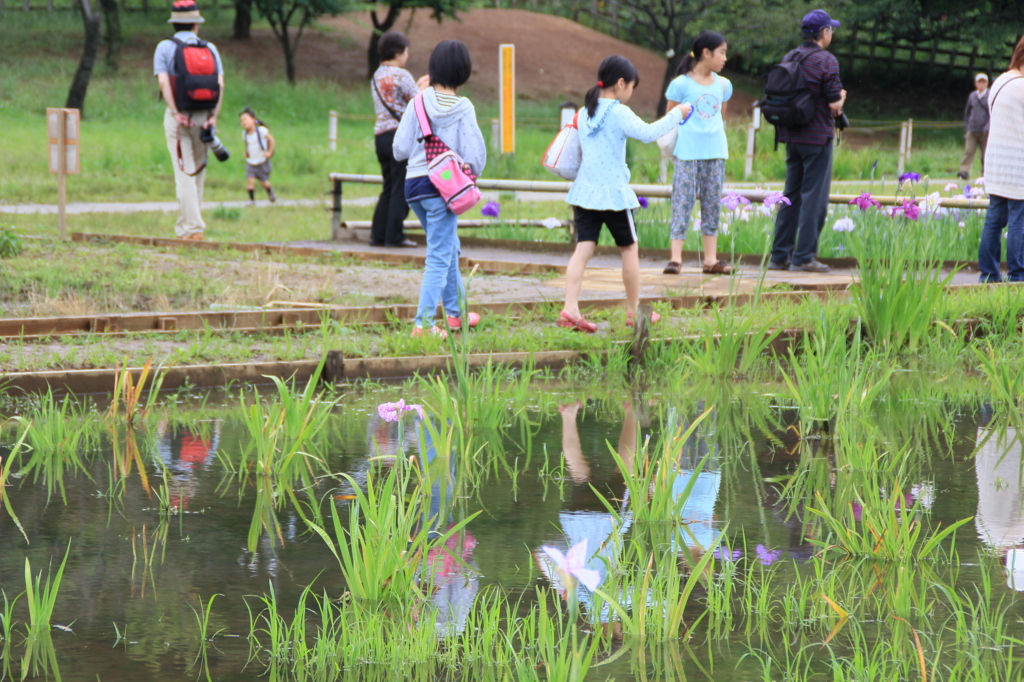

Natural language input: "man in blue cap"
[769,9,847,273]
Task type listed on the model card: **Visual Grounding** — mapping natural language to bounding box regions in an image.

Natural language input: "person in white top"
[978,37,1024,282]
[240,107,276,205]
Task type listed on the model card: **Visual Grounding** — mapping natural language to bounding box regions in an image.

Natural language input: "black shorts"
[572,206,637,247]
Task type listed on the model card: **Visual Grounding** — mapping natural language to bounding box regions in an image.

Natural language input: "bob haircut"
[378,31,410,62]
[428,40,473,89]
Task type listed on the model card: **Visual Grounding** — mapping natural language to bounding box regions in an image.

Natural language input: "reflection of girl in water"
[671,405,723,556]
[536,400,637,620]
[155,420,221,510]
[974,421,1024,589]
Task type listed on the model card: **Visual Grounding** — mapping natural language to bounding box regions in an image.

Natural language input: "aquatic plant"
[0,425,30,544]
[307,464,478,606]
[108,357,163,426]
[682,306,782,378]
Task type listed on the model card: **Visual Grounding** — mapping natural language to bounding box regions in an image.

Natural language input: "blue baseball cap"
[802,9,840,34]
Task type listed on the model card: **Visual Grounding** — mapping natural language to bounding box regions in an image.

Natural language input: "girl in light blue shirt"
[663,31,733,276]
[559,55,691,333]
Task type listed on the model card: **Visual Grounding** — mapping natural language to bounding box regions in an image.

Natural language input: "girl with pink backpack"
[393,40,487,338]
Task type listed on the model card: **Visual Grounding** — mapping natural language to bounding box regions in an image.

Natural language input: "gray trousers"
[164,108,212,237]
[771,142,833,266]
[959,130,988,177]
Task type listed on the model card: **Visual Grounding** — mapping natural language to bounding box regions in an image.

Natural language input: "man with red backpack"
[766,10,847,273]
[153,1,225,240]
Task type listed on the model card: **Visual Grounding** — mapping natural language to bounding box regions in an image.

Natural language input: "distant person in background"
[959,73,990,180]
[393,40,487,338]
[663,31,733,276]
[559,55,691,333]
[977,38,1024,283]
[240,107,276,206]
[768,10,846,273]
[153,0,224,240]
[371,31,421,248]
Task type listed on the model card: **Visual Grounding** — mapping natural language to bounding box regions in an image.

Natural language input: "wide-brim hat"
[168,0,205,24]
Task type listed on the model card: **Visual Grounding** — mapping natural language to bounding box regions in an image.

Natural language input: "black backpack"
[759,47,822,129]
[170,37,220,111]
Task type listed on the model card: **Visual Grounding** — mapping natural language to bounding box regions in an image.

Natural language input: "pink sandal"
[556,311,598,333]
[626,311,661,327]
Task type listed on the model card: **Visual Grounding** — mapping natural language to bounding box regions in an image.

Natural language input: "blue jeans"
[978,195,1024,282]
[409,196,464,328]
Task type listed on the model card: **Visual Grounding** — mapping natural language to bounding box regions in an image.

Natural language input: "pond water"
[1,382,1022,681]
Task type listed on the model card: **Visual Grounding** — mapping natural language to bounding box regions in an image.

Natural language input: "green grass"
[1,10,975,210]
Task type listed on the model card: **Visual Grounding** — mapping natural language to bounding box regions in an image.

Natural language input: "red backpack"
[170,37,220,111]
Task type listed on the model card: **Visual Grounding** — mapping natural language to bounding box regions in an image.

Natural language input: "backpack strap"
[372,75,404,123]
[989,76,1024,113]
[412,94,432,138]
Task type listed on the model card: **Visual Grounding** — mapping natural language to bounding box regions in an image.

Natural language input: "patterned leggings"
[670,158,726,240]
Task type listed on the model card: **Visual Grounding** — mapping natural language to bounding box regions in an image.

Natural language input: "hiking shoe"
[447,312,481,330]
[268,190,277,203]
[792,259,830,273]
[767,259,790,271]
[411,326,448,339]
[663,261,682,275]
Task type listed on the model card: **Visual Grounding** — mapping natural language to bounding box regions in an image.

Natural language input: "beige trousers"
[959,130,988,177]
[164,108,212,237]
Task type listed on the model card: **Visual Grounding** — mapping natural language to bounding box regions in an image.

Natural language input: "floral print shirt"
[372,65,418,136]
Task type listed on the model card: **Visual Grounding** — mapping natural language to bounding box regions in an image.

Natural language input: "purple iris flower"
[713,546,743,561]
[377,399,425,423]
[890,197,920,221]
[755,544,781,566]
[721,191,751,212]
[850,193,881,211]
[899,172,921,184]
[637,196,649,209]
[481,201,500,218]
[763,191,791,207]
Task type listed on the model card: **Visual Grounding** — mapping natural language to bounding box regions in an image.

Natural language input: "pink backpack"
[413,94,482,215]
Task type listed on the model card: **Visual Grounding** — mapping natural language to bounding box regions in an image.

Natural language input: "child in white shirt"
[240,107,276,205]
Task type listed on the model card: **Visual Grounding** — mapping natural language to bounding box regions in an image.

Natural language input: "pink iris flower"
[850,193,881,211]
[541,539,601,592]
[377,399,425,423]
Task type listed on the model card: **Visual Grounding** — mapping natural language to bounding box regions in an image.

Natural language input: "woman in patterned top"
[371,31,421,247]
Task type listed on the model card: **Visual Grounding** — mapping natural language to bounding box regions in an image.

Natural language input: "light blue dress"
[566,99,683,211]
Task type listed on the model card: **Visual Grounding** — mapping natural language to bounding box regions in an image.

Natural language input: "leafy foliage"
[0,225,23,258]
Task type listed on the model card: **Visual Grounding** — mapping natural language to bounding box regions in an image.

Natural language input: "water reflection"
[673,404,723,556]
[974,416,1024,589]
[155,419,221,510]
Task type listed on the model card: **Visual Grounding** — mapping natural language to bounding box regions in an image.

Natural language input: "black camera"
[835,112,850,131]
[200,125,230,162]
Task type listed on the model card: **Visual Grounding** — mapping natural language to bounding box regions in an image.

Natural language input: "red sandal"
[556,311,598,333]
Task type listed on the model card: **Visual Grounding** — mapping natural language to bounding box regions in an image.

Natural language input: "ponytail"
[585,55,640,118]
[240,106,264,127]
[675,31,727,77]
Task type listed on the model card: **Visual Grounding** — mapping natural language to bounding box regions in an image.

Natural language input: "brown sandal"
[663,261,682,275]
[702,260,732,275]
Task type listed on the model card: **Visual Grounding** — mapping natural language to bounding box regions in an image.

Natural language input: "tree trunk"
[66,0,102,114]
[278,28,297,83]
[367,2,402,79]
[233,0,252,40]
[97,0,120,72]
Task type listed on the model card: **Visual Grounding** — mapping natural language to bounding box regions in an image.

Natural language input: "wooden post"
[744,122,756,179]
[498,44,515,154]
[328,110,337,152]
[57,110,67,240]
[967,45,978,79]
[897,121,907,175]
[906,119,913,162]
[847,27,858,74]
[907,42,917,80]
[629,304,652,367]
[329,178,345,240]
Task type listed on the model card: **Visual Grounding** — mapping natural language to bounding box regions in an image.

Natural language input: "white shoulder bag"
[541,110,582,180]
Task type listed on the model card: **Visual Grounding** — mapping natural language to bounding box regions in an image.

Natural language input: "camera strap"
[176,119,208,178]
